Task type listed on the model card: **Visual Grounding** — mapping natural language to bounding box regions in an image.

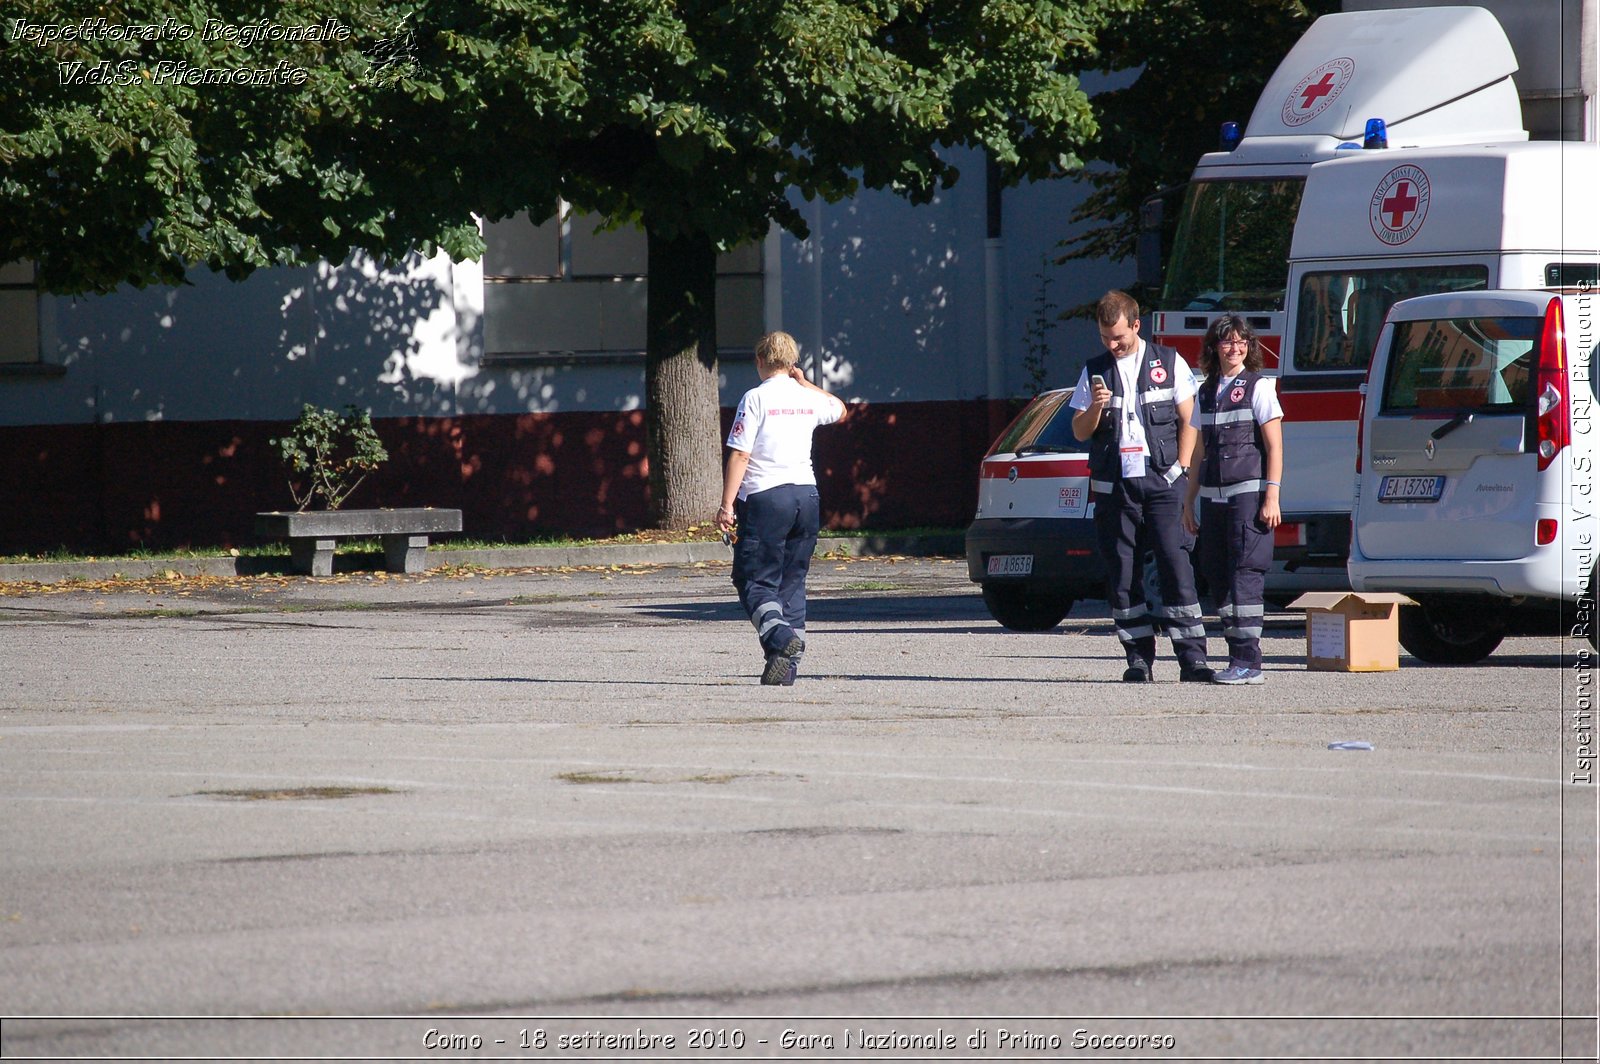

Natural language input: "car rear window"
[1022,399,1086,453]
[988,392,1072,455]
[1381,316,1537,412]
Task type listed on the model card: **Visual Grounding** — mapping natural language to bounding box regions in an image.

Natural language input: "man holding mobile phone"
[1068,290,1211,683]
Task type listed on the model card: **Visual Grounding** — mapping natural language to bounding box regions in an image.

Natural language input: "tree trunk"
[644,226,723,529]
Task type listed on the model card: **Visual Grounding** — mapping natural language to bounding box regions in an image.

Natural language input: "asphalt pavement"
[0,550,1595,1062]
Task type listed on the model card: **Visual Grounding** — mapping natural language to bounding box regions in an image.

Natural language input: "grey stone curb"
[0,557,252,585]
[0,534,966,586]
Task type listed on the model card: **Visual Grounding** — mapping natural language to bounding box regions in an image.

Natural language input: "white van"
[1348,288,1598,662]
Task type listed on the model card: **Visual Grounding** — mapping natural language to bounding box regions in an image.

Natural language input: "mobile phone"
[1090,374,1107,392]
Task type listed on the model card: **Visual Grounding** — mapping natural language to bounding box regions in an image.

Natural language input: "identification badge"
[1120,445,1147,479]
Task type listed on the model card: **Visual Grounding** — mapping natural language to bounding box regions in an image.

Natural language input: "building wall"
[0,145,1129,554]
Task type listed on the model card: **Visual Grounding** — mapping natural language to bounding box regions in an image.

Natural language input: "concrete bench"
[254,508,464,576]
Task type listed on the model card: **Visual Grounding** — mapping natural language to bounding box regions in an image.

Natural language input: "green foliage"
[2,0,1129,291]
[1059,0,1340,268]
[2,0,1132,526]
[271,404,389,512]
[0,0,485,293]
[328,0,1131,257]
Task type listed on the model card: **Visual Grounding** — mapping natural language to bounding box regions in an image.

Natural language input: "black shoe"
[1180,666,1215,683]
[760,658,798,686]
[761,634,805,686]
[1122,664,1151,683]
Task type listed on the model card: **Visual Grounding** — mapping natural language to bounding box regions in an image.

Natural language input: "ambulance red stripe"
[980,458,1092,479]
[1276,388,1362,422]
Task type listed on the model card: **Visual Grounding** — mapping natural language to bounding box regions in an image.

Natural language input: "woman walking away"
[716,332,847,685]
[1182,315,1284,685]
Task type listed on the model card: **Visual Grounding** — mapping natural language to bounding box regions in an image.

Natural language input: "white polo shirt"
[1067,340,1199,464]
[1068,340,1199,414]
[1209,374,1285,425]
[726,375,845,498]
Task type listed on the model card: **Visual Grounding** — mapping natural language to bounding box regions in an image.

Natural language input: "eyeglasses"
[1217,339,1250,349]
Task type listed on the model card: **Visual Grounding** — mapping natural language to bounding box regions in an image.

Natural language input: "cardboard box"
[1288,592,1417,672]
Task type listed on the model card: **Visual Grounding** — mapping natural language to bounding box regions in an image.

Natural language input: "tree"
[1057,0,1340,293]
[0,1,484,288]
[1,0,1129,527]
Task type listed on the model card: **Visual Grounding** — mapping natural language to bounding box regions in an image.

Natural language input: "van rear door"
[1357,308,1540,560]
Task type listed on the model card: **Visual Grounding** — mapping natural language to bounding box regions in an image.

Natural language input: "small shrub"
[1021,256,1059,397]
[272,404,389,512]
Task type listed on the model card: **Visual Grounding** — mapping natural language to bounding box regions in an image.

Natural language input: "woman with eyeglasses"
[1182,316,1284,685]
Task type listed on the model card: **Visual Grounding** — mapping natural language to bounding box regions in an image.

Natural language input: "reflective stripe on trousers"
[732,484,820,656]
[1198,479,1265,500]
[1092,473,1209,671]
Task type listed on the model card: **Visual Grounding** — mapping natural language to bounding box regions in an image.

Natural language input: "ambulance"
[1147,4,1525,374]
[965,369,1209,629]
[1145,4,1580,569]
[1279,140,1599,572]
[964,390,1102,630]
[966,4,1592,629]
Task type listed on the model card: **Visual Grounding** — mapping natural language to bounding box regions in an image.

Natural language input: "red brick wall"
[0,399,1014,553]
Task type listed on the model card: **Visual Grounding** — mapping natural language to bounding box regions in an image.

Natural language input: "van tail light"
[1537,519,1558,546]
[1534,297,1569,471]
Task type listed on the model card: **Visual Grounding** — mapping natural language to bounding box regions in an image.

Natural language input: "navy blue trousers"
[732,484,820,655]
[1199,495,1273,669]
[1093,473,1209,671]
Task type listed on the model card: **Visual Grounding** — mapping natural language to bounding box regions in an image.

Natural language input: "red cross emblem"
[1381,182,1418,227]
[1369,165,1431,246]
[1150,366,1168,385]
[1230,385,1247,404]
[1282,58,1354,127]
[1300,73,1337,110]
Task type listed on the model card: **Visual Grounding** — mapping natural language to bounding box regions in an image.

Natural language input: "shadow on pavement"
[379,673,1069,687]
[630,593,993,626]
